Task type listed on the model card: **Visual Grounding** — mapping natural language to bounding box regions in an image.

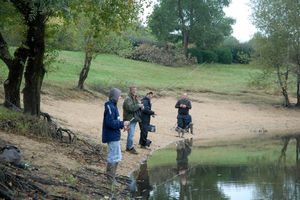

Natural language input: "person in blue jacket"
[102,88,129,184]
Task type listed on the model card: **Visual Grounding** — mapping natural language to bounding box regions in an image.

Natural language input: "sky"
[141,0,257,42]
[223,0,257,42]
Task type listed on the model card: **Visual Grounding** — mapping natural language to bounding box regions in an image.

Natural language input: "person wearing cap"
[175,93,192,136]
[102,88,130,184]
[123,86,144,154]
[139,92,155,148]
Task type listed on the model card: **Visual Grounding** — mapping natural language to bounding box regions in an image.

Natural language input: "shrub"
[215,48,232,64]
[188,48,218,63]
[201,50,218,63]
[236,51,251,64]
[188,48,203,63]
[128,43,195,67]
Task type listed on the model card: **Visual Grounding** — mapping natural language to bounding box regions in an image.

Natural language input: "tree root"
[0,164,66,199]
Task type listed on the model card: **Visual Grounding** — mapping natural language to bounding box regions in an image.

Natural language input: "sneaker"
[126,147,138,154]
[146,139,152,147]
[140,145,151,150]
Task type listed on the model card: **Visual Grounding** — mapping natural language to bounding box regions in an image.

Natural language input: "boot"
[146,139,152,147]
[112,162,118,184]
[106,162,119,185]
[190,123,193,134]
[106,163,113,182]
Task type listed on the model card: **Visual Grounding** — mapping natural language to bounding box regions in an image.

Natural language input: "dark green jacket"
[123,93,141,122]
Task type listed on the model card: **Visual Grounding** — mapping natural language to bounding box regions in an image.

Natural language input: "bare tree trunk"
[4,62,25,108]
[23,16,46,116]
[294,31,300,107]
[296,137,300,163]
[276,65,290,107]
[0,33,28,109]
[183,31,189,57]
[296,73,300,107]
[178,0,189,57]
[77,51,93,90]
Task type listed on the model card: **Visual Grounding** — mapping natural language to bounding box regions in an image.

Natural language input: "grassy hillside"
[0,50,271,97]
[45,51,262,93]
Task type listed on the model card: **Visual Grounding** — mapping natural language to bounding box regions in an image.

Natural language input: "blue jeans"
[126,121,137,150]
[107,141,122,164]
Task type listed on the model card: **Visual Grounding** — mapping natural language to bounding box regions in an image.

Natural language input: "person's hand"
[123,121,130,132]
[182,104,187,108]
[138,103,143,108]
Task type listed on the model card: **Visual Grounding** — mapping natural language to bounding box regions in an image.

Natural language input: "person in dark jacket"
[102,88,129,184]
[123,87,144,154]
[139,92,155,148]
[175,93,192,136]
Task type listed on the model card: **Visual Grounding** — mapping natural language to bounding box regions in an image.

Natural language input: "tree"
[74,0,138,90]
[254,34,292,106]
[251,0,300,107]
[0,0,75,115]
[222,37,254,64]
[0,1,28,109]
[0,0,141,115]
[149,0,234,56]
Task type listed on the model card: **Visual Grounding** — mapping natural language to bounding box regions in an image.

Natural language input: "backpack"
[0,145,22,165]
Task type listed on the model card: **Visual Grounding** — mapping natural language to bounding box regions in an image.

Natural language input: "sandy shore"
[40,93,300,176]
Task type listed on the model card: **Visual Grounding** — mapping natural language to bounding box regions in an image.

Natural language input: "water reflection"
[135,162,152,199]
[176,138,192,200]
[132,139,300,200]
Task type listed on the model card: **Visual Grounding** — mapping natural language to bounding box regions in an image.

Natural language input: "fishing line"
[151,63,205,104]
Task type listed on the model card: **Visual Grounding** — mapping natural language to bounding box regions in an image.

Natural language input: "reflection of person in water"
[176,138,193,200]
[136,162,152,199]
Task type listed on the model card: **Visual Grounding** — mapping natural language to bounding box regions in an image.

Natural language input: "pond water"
[130,139,300,200]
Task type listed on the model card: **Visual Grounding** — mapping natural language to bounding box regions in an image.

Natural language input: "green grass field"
[47,51,263,93]
[0,50,266,96]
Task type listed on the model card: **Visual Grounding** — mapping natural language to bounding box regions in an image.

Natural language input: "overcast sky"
[223,0,257,42]
[141,0,257,42]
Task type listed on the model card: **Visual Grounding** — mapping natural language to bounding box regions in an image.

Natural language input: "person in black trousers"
[175,93,193,137]
[139,92,155,148]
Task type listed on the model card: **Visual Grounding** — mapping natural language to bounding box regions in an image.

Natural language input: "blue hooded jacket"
[102,99,124,143]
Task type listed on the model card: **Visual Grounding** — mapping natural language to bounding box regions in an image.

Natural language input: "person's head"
[182,93,188,99]
[109,88,122,102]
[130,86,137,96]
[146,91,153,99]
